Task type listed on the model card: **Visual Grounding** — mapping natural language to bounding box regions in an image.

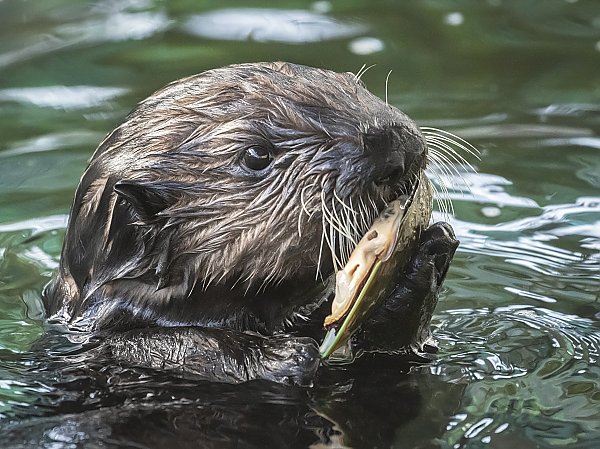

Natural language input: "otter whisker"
[333,190,362,243]
[326,196,358,246]
[365,192,381,230]
[321,190,343,272]
[427,178,447,218]
[368,194,379,227]
[316,223,326,281]
[429,149,458,184]
[323,207,351,252]
[369,196,378,221]
[355,63,368,80]
[427,151,456,216]
[330,196,360,266]
[349,197,362,238]
[300,184,314,218]
[327,218,342,272]
[356,197,370,232]
[368,193,378,214]
[329,204,351,268]
[298,185,309,239]
[422,128,480,189]
[427,161,453,217]
[427,138,478,177]
[428,145,471,195]
[428,137,479,169]
[299,178,321,239]
[385,70,392,106]
[354,63,376,81]
[421,127,480,160]
[422,127,479,216]
[338,205,351,264]
[423,130,480,208]
[349,203,365,252]
[297,212,303,239]
[365,199,376,230]
[333,189,357,216]
[337,195,361,245]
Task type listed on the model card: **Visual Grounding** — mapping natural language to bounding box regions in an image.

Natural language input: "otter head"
[44,62,427,328]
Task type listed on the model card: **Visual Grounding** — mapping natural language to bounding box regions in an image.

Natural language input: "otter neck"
[86,273,333,336]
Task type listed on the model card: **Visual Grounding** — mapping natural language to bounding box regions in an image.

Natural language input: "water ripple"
[0,216,67,235]
[0,86,128,111]
[430,306,600,448]
[431,168,600,305]
[0,2,170,68]
[0,132,102,159]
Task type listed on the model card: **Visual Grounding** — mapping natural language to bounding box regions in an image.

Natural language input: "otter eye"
[242,145,273,171]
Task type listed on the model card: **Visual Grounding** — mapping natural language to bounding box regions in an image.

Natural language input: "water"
[1,0,599,447]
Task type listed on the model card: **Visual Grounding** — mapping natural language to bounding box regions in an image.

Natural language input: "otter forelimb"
[104,327,320,386]
[101,222,457,385]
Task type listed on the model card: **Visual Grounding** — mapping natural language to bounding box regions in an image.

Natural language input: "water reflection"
[432,307,600,447]
[0,0,170,69]
[0,86,128,110]
[3,344,450,449]
[182,8,366,44]
[1,0,600,447]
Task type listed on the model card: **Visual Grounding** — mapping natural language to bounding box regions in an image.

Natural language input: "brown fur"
[44,62,427,333]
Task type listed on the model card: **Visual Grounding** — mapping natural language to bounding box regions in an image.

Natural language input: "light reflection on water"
[182,8,367,43]
[0,86,129,110]
[432,306,600,448]
[1,0,599,447]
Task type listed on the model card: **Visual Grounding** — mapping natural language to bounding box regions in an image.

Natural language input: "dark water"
[1,1,599,447]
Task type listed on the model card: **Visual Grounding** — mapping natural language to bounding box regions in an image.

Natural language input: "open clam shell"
[320,171,433,360]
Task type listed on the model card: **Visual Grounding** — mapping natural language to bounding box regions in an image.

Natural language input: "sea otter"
[43,62,459,385]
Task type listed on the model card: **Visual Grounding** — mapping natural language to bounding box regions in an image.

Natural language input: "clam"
[319,172,433,359]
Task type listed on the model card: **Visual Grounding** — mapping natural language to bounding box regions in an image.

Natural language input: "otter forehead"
[139,62,414,135]
[98,62,422,178]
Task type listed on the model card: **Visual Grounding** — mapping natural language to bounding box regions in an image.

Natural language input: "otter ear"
[114,180,172,221]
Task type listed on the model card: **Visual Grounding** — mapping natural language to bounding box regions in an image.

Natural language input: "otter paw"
[411,221,459,288]
[257,336,320,387]
[353,222,458,354]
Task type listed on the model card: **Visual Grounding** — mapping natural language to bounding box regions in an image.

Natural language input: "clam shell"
[320,172,433,359]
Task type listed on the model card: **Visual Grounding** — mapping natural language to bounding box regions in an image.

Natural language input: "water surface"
[1,1,599,448]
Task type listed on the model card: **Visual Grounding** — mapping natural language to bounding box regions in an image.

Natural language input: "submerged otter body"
[44,62,458,384]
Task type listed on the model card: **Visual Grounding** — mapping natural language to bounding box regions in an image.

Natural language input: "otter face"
[45,62,427,323]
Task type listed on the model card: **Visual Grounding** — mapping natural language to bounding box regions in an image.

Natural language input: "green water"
[1,1,599,448]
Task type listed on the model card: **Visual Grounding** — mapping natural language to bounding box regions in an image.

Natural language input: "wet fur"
[44,62,427,336]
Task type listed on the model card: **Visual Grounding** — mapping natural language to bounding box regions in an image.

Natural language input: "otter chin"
[43,62,459,384]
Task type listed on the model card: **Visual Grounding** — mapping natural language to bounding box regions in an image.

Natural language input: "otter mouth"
[319,172,433,359]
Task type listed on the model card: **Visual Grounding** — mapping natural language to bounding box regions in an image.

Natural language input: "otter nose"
[361,124,426,186]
